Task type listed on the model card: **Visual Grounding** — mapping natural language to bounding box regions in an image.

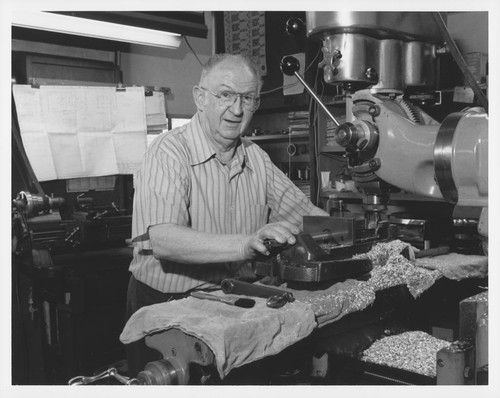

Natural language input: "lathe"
[11,158,134,383]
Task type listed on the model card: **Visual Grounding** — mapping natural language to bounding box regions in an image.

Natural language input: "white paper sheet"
[283,52,305,96]
[13,84,148,181]
[145,91,168,127]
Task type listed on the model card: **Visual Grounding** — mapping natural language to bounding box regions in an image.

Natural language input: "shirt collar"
[186,113,253,171]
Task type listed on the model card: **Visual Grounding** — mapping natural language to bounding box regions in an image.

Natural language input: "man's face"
[200,60,259,144]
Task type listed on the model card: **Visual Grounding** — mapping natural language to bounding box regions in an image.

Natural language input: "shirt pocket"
[247,204,270,232]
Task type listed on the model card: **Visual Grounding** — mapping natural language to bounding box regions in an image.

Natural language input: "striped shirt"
[129,113,319,293]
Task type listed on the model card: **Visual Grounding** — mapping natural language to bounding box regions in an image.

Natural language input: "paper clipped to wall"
[13,84,148,181]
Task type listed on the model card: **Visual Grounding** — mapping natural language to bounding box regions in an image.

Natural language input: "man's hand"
[148,223,301,264]
[242,221,300,258]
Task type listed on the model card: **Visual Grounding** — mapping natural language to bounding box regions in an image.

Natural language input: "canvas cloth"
[120,292,316,379]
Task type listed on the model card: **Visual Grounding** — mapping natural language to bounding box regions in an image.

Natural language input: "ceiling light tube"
[11,10,182,49]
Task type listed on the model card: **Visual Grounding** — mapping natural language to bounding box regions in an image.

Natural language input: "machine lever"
[280,56,341,127]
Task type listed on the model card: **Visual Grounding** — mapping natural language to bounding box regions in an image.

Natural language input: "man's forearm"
[148,223,248,264]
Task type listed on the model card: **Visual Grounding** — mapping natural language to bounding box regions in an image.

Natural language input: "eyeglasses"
[200,87,260,112]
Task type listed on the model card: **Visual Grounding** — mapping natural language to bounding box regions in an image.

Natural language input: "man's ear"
[193,86,205,111]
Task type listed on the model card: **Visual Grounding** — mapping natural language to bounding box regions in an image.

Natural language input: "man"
[126,53,328,375]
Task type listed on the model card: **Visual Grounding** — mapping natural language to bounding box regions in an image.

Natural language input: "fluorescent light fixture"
[11,10,182,49]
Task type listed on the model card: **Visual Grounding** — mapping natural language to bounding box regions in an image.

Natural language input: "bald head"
[199,54,263,92]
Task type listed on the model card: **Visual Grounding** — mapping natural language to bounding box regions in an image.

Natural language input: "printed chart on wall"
[224,11,267,76]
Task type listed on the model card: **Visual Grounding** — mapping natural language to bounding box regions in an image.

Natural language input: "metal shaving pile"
[298,280,375,318]
[355,240,409,267]
[361,331,450,377]
[354,240,441,297]
[293,240,444,324]
[405,266,441,297]
[366,254,410,291]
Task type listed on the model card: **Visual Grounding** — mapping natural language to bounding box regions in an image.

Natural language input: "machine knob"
[285,17,306,37]
[334,121,379,153]
[365,67,378,82]
[280,56,300,76]
[334,123,357,150]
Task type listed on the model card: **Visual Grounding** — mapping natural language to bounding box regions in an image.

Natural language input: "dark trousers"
[125,275,188,377]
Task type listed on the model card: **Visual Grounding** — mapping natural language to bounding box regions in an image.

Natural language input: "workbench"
[120,249,487,385]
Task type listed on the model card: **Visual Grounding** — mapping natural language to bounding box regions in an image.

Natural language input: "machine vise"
[255,215,387,284]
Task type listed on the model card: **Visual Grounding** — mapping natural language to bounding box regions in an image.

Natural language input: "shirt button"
[229,206,235,213]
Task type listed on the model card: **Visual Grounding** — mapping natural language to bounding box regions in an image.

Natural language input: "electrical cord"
[312,66,327,205]
[261,82,300,95]
[284,46,321,184]
[183,35,204,67]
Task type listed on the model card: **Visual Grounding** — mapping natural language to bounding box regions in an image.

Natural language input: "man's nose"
[230,95,244,114]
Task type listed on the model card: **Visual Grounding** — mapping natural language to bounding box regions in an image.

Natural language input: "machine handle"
[263,238,291,256]
[415,246,451,259]
[285,17,306,37]
[401,245,451,261]
[68,367,140,385]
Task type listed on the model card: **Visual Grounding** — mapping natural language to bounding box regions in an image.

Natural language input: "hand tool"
[221,279,295,309]
[190,291,255,308]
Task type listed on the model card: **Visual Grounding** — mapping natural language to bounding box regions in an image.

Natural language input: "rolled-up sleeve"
[132,134,190,250]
